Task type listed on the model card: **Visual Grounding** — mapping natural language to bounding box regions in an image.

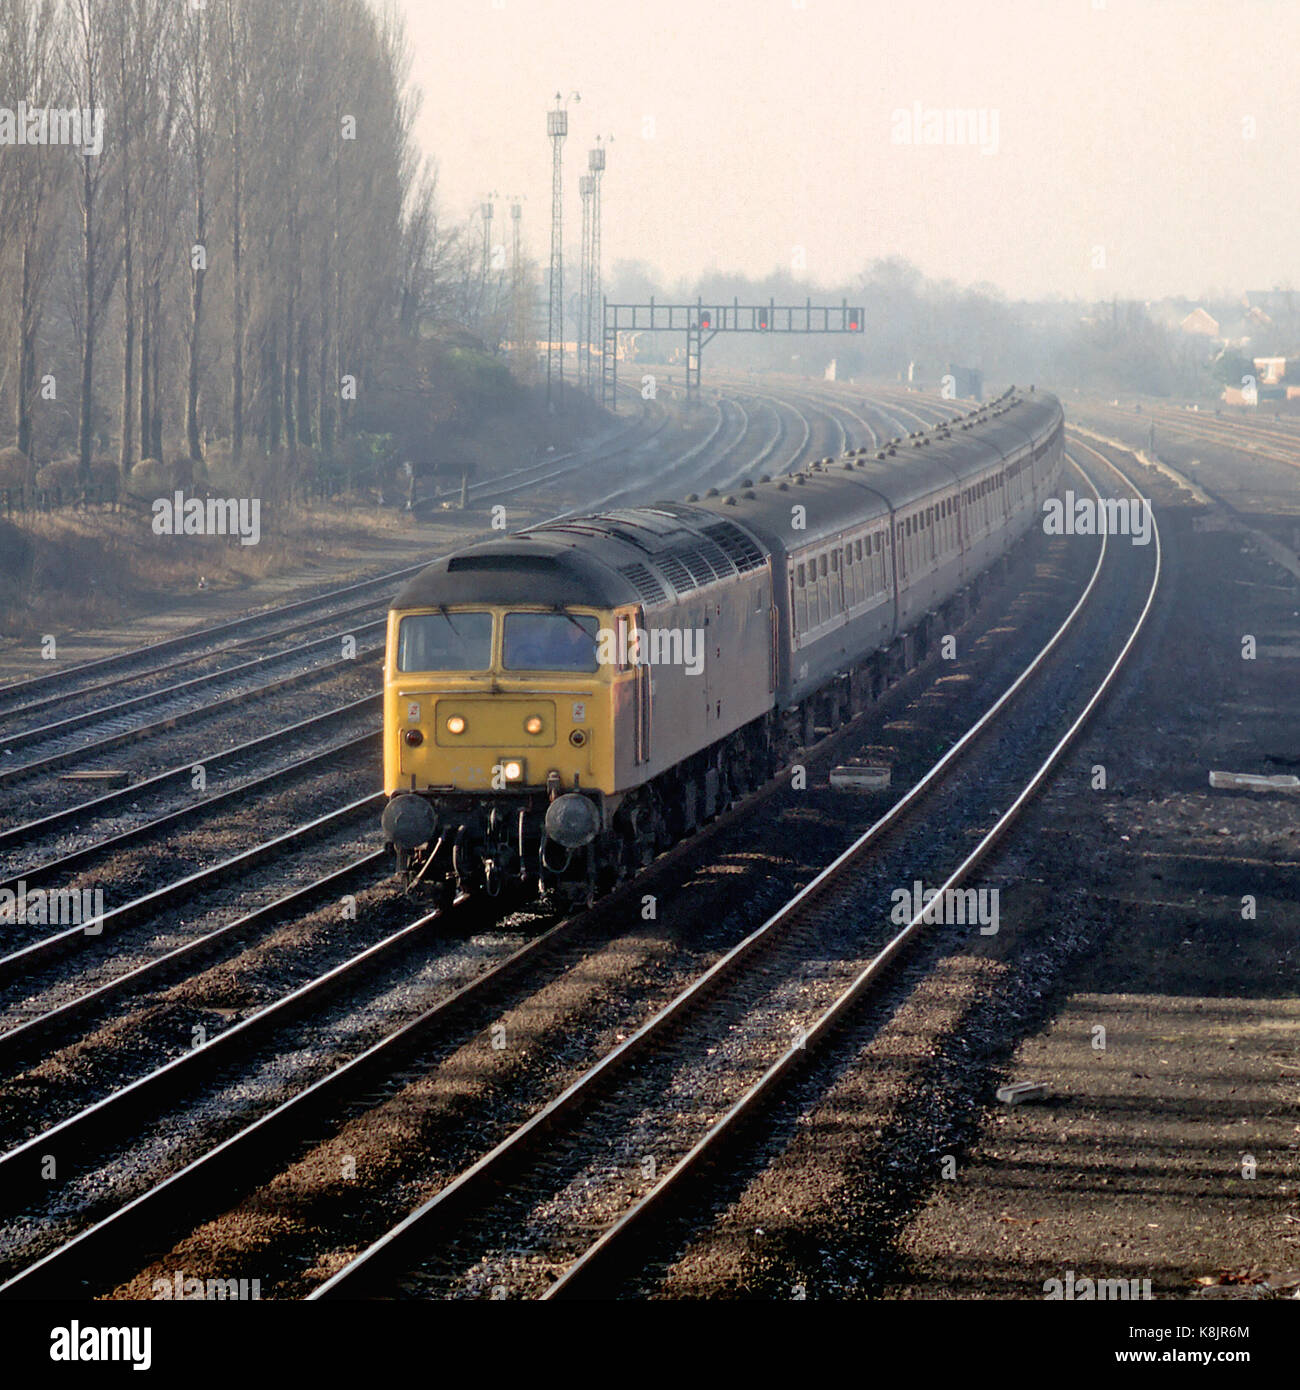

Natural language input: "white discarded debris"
[829,764,891,791]
[1208,771,1300,792]
[996,1081,1051,1105]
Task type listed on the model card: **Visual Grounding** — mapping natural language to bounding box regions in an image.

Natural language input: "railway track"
[0,621,385,762]
[0,451,1093,1298]
[0,794,382,982]
[0,437,1130,1301]
[0,728,379,902]
[288,441,1156,1300]
[0,378,829,1263]
[0,693,379,857]
[0,650,381,797]
[0,376,976,1299]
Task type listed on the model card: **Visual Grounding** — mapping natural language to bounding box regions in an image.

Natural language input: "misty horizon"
[399,0,1300,304]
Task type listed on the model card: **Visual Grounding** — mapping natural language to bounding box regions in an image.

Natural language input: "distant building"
[1253,356,1287,385]
[1180,307,1220,337]
[1243,289,1297,323]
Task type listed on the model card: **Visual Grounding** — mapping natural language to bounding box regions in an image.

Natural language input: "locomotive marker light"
[524,715,544,735]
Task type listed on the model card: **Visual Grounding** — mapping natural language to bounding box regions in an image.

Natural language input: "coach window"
[818,552,830,621]
[794,562,807,632]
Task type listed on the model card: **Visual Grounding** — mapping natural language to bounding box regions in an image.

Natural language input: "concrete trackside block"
[996,1081,1051,1105]
[1208,771,1300,792]
[829,764,891,791]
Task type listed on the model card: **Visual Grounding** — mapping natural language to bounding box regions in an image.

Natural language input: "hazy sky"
[395,0,1300,302]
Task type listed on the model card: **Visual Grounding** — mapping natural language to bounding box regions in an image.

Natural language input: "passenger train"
[381,387,1065,903]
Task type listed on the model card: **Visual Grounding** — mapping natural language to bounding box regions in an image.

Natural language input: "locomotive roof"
[390,502,771,612]
[392,390,1062,612]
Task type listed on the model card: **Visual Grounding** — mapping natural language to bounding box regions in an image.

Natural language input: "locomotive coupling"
[382,793,437,849]
[544,792,603,849]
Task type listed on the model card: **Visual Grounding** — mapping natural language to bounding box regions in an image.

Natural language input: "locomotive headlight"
[446,715,466,735]
[502,759,524,783]
[524,715,544,735]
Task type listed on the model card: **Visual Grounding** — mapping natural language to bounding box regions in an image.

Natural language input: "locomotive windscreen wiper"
[552,606,594,639]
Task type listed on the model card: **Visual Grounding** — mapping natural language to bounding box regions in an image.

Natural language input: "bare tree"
[176,0,209,463]
[61,0,123,485]
[0,0,66,464]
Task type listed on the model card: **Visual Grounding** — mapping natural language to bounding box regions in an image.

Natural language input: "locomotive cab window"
[503,611,600,672]
[397,611,494,672]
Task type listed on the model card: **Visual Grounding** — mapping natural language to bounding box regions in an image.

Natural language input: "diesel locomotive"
[382,388,1065,903]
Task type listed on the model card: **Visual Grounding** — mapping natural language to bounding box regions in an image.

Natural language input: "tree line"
[0,0,514,492]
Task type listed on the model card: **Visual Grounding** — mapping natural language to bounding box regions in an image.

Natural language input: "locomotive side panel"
[610,568,774,792]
